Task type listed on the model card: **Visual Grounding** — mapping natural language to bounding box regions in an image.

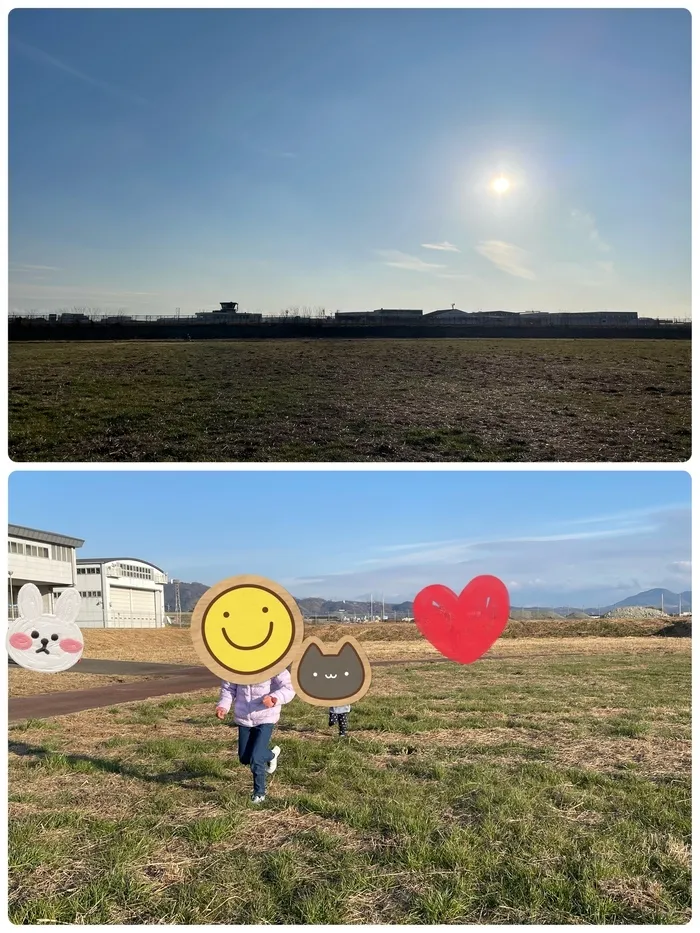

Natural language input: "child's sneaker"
[251,794,265,804]
[266,746,281,774]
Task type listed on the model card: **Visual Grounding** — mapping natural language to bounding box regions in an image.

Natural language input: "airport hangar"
[8,524,168,628]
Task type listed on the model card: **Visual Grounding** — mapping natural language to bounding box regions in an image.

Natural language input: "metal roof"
[78,557,167,574]
[8,524,84,548]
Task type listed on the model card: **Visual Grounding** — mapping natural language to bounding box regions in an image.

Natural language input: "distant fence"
[8,318,691,341]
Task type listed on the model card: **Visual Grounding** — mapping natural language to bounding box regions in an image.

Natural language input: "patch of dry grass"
[9,338,691,462]
[9,669,152,697]
[81,628,199,663]
[73,625,691,668]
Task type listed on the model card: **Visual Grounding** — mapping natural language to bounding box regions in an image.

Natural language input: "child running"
[328,704,351,737]
[215,670,295,803]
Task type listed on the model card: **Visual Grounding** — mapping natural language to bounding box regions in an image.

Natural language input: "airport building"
[193,301,263,324]
[8,524,84,617]
[335,308,424,323]
[8,524,168,628]
[64,558,169,628]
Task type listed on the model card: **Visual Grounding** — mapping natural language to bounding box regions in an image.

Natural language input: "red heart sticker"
[413,575,510,664]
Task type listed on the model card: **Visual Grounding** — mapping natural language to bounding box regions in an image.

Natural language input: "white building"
[66,558,169,628]
[8,524,84,617]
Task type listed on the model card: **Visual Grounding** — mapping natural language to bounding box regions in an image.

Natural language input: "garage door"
[109,587,157,627]
[131,589,157,626]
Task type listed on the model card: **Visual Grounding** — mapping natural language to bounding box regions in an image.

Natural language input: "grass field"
[8,637,690,923]
[8,338,691,461]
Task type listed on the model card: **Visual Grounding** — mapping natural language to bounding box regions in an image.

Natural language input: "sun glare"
[490,175,511,194]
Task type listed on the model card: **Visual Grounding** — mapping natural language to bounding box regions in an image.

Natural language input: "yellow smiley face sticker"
[190,575,304,683]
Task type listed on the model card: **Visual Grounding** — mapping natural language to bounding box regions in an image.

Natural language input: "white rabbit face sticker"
[7,583,84,673]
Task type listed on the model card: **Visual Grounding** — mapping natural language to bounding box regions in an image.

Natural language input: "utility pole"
[172,579,182,626]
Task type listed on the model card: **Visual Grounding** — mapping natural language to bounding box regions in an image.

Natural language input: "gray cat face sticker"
[295,640,368,702]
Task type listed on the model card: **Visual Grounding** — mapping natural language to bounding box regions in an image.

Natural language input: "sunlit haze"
[9,8,690,318]
[491,176,512,195]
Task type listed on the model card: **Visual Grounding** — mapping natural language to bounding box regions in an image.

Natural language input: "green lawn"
[9,339,691,461]
[8,641,691,923]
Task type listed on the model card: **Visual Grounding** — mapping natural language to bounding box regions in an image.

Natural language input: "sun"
[490,175,511,194]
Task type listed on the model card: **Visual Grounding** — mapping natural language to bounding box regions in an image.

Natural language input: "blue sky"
[9,471,691,607]
[9,8,690,318]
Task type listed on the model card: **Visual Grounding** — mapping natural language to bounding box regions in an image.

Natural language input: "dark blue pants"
[237,723,275,797]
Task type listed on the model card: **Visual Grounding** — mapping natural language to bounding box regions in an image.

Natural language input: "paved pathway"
[7,656,455,722]
[9,657,194,677]
[8,667,218,722]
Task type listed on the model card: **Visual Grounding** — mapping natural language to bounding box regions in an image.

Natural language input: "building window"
[8,541,24,554]
[118,562,153,581]
[24,545,49,558]
[51,545,72,562]
[80,590,100,598]
[77,566,100,575]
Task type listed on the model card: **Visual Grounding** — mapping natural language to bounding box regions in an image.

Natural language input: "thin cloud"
[475,240,536,280]
[375,250,446,272]
[359,524,652,571]
[421,241,460,252]
[668,560,691,572]
[568,504,687,527]
[571,209,611,253]
[436,272,472,280]
[288,505,690,605]
[10,263,60,273]
[9,283,158,311]
[11,38,147,106]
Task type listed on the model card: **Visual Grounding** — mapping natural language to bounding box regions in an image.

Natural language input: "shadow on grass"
[8,740,221,791]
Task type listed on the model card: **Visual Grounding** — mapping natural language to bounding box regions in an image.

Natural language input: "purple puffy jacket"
[217,669,295,726]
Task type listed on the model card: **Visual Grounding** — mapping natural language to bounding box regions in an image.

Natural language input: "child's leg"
[328,710,338,728]
[237,725,255,764]
[248,724,275,798]
[338,713,348,736]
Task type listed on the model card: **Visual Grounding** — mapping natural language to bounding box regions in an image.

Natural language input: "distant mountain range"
[164,583,691,617]
[582,589,691,615]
